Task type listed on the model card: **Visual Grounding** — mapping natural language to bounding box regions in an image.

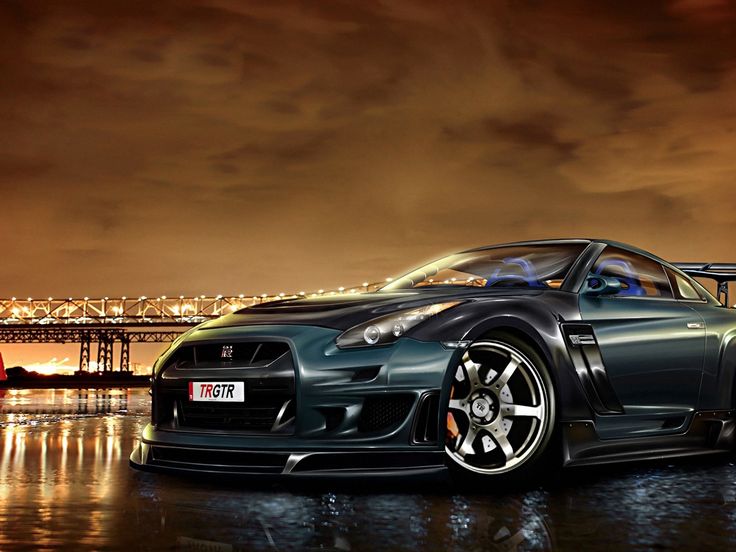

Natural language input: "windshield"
[382,244,587,291]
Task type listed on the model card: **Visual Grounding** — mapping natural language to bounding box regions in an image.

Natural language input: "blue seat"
[485,257,544,288]
[594,259,646,296]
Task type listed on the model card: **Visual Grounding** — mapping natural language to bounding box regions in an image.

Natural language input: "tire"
[444,331,558,487]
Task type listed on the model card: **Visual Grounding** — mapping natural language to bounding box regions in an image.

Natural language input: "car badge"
[221,345,234,359]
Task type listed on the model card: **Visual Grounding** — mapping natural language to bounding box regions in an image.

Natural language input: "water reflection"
[0,388,147,420]
[1,390,736,550]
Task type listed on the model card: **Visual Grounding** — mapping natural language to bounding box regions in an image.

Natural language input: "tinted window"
[591,247,673,298]
[665,268,705,301]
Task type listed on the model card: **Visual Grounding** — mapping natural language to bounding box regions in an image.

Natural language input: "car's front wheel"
[445,333,556,485]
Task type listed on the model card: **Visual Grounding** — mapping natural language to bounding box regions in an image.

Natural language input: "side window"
[665,268,705,301]
[591,247,673,298]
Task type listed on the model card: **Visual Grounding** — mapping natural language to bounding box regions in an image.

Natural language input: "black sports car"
[130,239,736,482]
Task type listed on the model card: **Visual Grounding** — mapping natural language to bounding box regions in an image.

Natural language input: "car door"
[578,246,706,438]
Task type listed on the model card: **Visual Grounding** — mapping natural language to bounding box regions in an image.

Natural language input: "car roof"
[462,238,671,264]
[462,238,592,253]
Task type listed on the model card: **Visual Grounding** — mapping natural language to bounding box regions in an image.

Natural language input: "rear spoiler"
[674,263,736,306]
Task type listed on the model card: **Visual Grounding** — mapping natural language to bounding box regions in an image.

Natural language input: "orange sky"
[1,1,736,368]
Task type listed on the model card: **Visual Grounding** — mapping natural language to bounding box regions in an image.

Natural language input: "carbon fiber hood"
[199,287,544,331]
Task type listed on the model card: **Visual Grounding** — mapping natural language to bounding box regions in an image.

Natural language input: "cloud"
[0,0,735,300]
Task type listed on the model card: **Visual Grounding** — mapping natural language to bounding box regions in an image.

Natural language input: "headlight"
[335,302,462,349]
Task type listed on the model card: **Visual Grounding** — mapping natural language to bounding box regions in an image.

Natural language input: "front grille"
[164,341,289,369]
[154,340,296,434]
[358,394,415,433]
[177,398,294,432]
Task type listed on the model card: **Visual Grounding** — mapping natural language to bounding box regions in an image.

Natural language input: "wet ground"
[2,389,736,551]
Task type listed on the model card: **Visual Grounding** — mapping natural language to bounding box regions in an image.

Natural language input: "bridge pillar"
[96,335,114,372]
[79,336,91,373]
[105,336,114,372]
[119,336,130,372]
[96,338,105,372]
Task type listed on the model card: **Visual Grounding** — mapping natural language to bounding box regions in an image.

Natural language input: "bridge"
[0,285,379,372]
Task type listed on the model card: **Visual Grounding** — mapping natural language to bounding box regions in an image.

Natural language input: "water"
[2,389,736,550]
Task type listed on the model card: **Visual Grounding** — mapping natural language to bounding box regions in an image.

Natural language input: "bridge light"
[11,297,16,301]
[318,289,324,294]
[28,297,32,301]
[161,295,167,300]
[299,291,305,295]
[338,287,345,292]
[216,295,223,299]
[200,295,205,299]
[239,294,245,298]
[362,282,369,287]
[48,297,53,301]
[104,296,109,300]
[84,297,89,301]
[140,296,147,300]
[179,296,184,300]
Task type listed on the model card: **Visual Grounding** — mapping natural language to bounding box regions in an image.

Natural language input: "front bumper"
[130,324,459,476]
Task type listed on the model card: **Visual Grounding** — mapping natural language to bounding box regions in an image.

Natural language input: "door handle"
[687,322,705,329]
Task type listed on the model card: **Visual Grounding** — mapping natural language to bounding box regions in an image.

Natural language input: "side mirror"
[583,276,622,296]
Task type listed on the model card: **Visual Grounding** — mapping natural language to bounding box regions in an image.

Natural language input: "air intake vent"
[165,341,289,369]
[412,392,440,444]
[358,394,414,433]
[319,407,345,431]
[176,397,294,433]
[351,366,381,382]
[150,447,288,473]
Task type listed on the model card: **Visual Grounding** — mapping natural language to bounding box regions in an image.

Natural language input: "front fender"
[412,292,594,421]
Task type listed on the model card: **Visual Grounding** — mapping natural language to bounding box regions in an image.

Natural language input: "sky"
[1,0,736,368]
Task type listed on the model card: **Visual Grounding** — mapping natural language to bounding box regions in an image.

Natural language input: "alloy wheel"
[445,340,549,475]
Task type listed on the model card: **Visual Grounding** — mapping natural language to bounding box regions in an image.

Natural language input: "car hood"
[199,287,545,332]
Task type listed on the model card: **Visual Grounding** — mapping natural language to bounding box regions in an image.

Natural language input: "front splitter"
[130,441,447,479]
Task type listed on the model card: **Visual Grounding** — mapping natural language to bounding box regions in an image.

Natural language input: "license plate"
[188,382,244,402]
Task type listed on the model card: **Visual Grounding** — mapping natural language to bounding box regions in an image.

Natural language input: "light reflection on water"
[0,388,146,419]
[1,389,736,550]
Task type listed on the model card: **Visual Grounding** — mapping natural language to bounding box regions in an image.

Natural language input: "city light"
[0,280,381,330]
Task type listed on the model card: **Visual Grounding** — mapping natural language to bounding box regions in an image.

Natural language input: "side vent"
[562,323,624,415]
[411,392,440,444]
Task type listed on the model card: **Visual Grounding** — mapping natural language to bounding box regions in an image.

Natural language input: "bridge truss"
[0,286,379,372]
